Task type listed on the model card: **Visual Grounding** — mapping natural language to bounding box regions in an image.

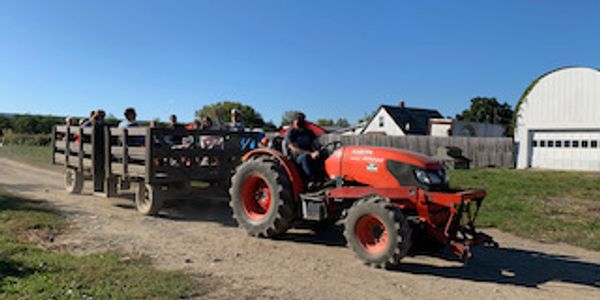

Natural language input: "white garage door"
[530,131,600,171]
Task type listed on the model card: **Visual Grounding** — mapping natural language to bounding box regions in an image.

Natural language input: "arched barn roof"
[514,66,600,129]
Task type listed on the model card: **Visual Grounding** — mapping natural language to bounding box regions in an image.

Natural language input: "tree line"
[1,97,515,137]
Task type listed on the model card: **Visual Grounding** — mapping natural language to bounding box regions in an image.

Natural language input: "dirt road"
[1,157,599,299]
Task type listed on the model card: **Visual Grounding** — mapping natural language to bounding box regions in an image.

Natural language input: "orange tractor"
[229,143,497,268]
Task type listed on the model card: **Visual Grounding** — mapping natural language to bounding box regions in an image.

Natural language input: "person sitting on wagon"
[200,116,222,149]
[118,107,139,128]
[118,107,144,146]
[165,114,186,146]
[80,110,95,127]
[284,112,321,182]
[226,108,245,132]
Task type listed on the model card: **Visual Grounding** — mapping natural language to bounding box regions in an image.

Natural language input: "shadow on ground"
[0,192,60,215]
[396,246,600,289]
[112,192,238,227]
[61,187,600,290]
[0,257,33,283]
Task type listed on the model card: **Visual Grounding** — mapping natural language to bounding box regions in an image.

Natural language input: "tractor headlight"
[414,169,431,185]
[414,169,448,185]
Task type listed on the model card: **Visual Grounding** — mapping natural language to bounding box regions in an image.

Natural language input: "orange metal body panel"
[324,146,441,188]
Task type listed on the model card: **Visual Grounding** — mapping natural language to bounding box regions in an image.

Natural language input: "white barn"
[515,67,600,171]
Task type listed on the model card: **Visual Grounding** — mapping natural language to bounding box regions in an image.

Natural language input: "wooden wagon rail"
[52,125,260,198]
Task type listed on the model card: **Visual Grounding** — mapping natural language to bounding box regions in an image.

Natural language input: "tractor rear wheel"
[229,159,295,237]
[65,168,84,194]
[135,183,163,216]
[344,196,412,268]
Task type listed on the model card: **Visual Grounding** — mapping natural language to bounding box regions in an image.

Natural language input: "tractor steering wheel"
[318,141,343,157]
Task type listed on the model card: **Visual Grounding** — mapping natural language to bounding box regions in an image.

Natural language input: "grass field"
[451,168,600,250]
[0,189,212,299]
[0,145,55,170]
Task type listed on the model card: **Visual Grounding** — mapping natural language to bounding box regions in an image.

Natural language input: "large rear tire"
[65,168,84,194]
[344,196,412,268]
[135,183,163,216]
[229,159,295,237]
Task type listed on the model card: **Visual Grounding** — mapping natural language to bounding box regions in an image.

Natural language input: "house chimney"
[399,101,405,109]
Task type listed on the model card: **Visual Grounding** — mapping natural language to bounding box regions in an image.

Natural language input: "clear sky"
[1,0,598,124]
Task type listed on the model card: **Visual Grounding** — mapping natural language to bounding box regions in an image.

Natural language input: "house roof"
[366,105,443,135]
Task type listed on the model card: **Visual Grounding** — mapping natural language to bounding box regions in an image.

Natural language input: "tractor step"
[300,192,328,221]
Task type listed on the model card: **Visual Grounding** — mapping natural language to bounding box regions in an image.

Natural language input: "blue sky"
[1,0,598,124]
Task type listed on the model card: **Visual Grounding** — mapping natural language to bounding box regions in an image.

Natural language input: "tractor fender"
[242,149,304,201]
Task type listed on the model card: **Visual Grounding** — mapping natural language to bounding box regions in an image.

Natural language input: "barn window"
[592,141,598,148]
[555,140,562,147]
[564,140,571,148]
[378,116,384,127]
[540,140,546,147]
[573,140,579,148]
[582,140,589,148]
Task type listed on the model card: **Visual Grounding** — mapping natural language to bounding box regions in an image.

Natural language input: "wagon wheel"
[135,183,163,216]
[344,196,412,269]
[65,168,84,194]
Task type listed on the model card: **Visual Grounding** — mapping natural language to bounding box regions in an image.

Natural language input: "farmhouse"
[515,66,600,171]
[361,102,443,136]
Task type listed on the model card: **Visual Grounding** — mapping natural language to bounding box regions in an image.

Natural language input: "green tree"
[262,121,278,132]
[105,113,120,127]
[0,115,12,131]
[358,110,376,124]
[12,115,39,133]
[316,119,334,126]
[280,110,302,127]
[335,118,350,127]
[196,101,265,128]
[456,97,514,135]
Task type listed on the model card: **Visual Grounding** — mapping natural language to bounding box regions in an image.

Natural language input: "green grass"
[451,168,600,251]
[0,145,54,170]
[0,189,213,299]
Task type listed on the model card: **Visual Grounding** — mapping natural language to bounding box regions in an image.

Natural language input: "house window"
[555,140,562,148]
[532,140,538,147]
[540,140,546,147]
[592,141,598,148]
[564,140,570,148]
[582,140,589,148]
[378,116,384,127]
[548,140,554,148]
[573,140,579,148]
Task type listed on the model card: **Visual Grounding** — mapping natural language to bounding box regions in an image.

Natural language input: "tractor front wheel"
[65,168,84,194]
[229,159,295,237]
[344,196,412,268]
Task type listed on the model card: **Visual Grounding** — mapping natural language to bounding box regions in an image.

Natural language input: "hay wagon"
[51,125,259,215]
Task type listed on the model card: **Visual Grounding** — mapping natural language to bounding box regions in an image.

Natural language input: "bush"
[2,132,52,146]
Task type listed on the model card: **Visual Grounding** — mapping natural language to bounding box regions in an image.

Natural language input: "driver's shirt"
[284,127,316,152]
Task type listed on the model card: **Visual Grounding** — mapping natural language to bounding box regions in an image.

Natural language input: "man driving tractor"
[284,112,321,182]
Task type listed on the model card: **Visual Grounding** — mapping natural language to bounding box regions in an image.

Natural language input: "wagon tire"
[65,168,84,194]
[229,159,295,237]
[135,183,163,216]
[344,196,412,269]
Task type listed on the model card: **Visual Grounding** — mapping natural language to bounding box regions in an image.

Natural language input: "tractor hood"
[325,146,443,189]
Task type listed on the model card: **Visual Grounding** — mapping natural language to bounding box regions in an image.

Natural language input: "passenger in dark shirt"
[284,112,320,181]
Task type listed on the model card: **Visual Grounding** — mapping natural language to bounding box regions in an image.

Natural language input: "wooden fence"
[319,134,515,168]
